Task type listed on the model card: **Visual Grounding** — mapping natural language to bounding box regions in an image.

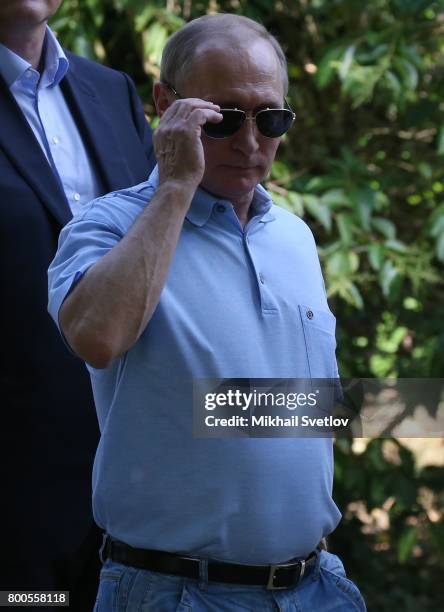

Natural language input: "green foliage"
[51,1,444,609]
[332,439,444,610]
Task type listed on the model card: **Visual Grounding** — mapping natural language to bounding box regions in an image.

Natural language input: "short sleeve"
[47,213,124,335]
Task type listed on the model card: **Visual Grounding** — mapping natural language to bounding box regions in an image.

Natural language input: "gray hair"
[160,14,288,95]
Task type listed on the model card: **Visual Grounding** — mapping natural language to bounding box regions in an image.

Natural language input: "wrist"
[156,179,196,210]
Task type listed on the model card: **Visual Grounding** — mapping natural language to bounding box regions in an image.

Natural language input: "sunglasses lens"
[203,110,245,138]
[256,109,294,138]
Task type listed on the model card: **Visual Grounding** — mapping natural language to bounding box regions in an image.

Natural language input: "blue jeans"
[93,550,366,611]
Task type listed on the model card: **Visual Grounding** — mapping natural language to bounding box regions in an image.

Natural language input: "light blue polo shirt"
[48,166,341,564]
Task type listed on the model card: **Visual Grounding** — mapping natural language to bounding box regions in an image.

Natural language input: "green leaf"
[320,189,351,209]
[347,282,364,309]
[304,176,341,193]
[271,191,305,217]
[270,192,289,211]
[365,440,387,472]
[339,45,356,79]
[303,195,332,232]
[437,126,444,156]
[326,251,350,276]
[134,5,156,31]
[336,213,354,245]
[384,240,408,253]
[315,46,345,89]
[370,353,396,378]
[393,0,434,15]
[383,70,402,98]
[372,218,396,239]
[374,191,390,210]
[326,250,359,277]
[333,279,364,308]
[368,243,385,271]
[144,22,169,64]
[352,188,375,231]
[380,260,399,297]
[418,162,432,179]
[270,161,292,182]
[397,527,417,563]
[370,479,387,507]
[349,251,360,273]
[393,57,418,90]
[342,65,383,108]
[429,215,444,238]
[357,44,389,64]
[428,204,444,226]
[436,233,444,262]
[287,192,304,217]
[378,325,408,353]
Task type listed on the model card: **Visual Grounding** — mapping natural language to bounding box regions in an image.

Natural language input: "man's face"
[0,1,62,29]
[180,38,284,203]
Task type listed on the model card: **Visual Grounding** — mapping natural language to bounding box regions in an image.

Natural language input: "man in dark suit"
[0,1,155,609]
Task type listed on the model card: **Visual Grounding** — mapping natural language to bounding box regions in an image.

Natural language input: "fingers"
[155,98,222,145]
[189,107,223,128]
[171,98,220,112]
[153,97,221,188]
[161,99,221,127]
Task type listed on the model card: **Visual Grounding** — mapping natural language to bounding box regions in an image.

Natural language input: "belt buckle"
[266,559,305,590]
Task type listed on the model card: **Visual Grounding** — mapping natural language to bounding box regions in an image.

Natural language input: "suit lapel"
[0,74,72,227]
[61,57,134,192]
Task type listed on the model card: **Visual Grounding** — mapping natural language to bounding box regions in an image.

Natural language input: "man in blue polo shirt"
[48,13,366,612]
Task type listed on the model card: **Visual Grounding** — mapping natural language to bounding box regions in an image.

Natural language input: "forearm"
[58,93,221,368]
[60,180,193,368]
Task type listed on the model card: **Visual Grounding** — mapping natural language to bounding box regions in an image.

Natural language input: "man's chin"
[201,174,263,202]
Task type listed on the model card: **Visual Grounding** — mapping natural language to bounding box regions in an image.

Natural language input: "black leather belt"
[102,535,318,590]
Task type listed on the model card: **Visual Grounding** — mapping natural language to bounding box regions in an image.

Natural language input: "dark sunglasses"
[163,83,296,139]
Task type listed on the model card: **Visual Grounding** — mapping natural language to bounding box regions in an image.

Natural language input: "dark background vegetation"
[51,1,444,609]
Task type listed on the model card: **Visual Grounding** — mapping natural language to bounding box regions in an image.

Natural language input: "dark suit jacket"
[0,52,155,571]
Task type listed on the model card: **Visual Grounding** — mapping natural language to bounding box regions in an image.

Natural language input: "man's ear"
[153,82,175,118]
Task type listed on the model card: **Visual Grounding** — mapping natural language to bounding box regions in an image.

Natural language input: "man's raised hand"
[153,98,222,191]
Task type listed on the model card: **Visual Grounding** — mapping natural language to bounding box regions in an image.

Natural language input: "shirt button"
[216,205,225,213]
[306,309,314,320]
[73,193,81,201]
[25,70,33,78]
[52,136,59,145]
[259,273,265,284]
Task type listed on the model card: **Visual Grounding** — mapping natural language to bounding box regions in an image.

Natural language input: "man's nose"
[230,117,260,154]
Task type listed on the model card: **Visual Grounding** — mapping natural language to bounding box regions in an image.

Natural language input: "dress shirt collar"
[0,26,68,89]
[147,165,275,228]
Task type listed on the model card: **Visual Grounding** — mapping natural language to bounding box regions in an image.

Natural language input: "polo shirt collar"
[146,166,276,228]
[186,187,216,227]
[0,26,68,89]
[188,183,276,227]
[253,183,276,223]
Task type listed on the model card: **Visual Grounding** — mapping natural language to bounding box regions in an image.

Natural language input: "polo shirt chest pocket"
[298,305,338,379]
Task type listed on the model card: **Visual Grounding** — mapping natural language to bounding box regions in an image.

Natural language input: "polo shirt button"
[73,193,80,201]
[306,309,314,320]
[216,205,225,213]
[259,273,265,284]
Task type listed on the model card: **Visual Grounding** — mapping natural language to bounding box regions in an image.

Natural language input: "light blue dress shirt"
[48,166,341,564]
[0,27,101,214]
